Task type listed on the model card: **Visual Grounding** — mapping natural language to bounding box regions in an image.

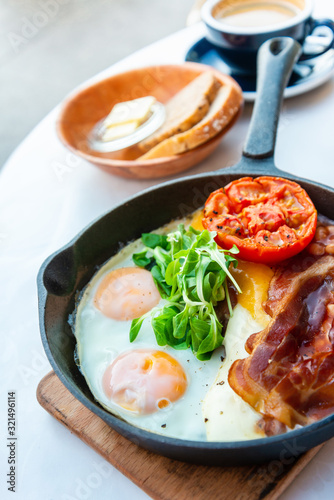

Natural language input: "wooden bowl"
[57,63,243,180]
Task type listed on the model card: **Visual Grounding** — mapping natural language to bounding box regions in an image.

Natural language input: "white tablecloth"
[1,1,334,498]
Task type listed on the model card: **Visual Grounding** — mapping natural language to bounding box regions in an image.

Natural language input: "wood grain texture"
[37,371,323,500]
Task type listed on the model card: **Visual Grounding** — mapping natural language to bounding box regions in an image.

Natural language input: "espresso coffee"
[214,1,301,28]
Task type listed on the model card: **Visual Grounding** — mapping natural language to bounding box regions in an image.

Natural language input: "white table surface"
[1,2,334,498]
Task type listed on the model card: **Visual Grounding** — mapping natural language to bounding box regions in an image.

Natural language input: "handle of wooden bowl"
[242,37,301,161]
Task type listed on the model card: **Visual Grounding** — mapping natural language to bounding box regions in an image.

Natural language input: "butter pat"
[101,122,138,142]
[104,96,157,129]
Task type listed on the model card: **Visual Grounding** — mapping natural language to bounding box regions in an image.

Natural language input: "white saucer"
[185,37,334,102]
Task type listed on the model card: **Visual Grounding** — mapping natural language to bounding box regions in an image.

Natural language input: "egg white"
[203,304,267,441]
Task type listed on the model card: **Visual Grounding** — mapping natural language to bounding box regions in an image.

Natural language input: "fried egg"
[74,214,274,441]
[74,223,225,440]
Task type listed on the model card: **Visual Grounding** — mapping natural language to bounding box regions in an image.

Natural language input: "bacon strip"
[228,255,334,428]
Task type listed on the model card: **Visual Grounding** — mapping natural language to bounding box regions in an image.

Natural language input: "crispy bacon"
[263,251,317,317]
[228,255,334,429]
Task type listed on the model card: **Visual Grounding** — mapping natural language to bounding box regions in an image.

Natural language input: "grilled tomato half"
[203,176,317,264]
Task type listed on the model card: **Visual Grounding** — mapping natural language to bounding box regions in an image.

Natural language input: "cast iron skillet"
[38,38,334,466]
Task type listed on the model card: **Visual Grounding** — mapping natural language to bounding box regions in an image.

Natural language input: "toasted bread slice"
[138,80,242,160]
[138,71,221,152]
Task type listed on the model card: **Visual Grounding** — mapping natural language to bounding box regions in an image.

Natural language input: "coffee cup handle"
[300,18,334,60]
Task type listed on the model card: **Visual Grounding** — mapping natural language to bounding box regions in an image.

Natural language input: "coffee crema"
[213,1,302,28]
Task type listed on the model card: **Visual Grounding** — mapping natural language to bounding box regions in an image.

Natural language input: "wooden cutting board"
[37,371,323,500]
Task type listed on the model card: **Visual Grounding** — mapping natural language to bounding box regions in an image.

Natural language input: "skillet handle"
[242,37,301,160]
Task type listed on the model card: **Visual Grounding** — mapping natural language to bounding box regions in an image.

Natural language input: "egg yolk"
[94,267,161,321]
[230,260,274,326]
[190,209,205,231]
[103,350,187,414]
